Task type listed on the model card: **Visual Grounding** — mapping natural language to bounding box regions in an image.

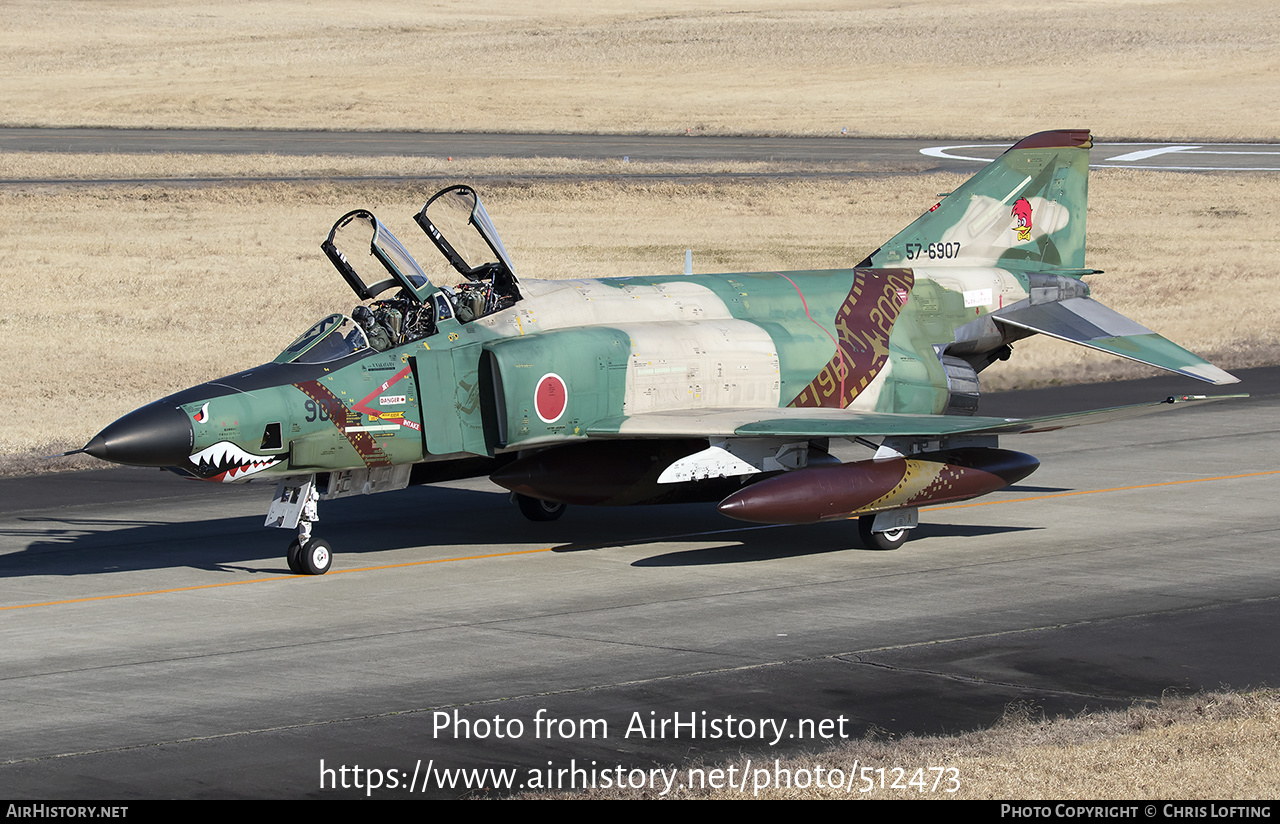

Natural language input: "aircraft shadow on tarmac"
[2,483,1042,579]
[626,521,1043,567]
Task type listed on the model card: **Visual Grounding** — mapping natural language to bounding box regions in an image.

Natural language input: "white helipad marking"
[922,142,1280,171]
[1091,164,1280,171]
[920,144,1001,163]
[1106,145,1200,161]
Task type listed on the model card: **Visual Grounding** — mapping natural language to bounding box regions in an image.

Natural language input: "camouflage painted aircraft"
[79,130,1241,574]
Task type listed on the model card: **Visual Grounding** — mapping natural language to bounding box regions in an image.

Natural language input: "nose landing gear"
[269,477,333,575]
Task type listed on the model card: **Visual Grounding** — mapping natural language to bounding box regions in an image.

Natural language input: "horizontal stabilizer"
[587,394,1246,440]
[994,297,1239,385]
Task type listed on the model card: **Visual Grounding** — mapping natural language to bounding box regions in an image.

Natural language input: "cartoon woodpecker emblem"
[1011,197,1033,242]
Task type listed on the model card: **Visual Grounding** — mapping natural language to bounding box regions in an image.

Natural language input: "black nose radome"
[84,403,194,468]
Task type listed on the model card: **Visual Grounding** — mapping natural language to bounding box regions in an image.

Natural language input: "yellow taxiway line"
[4,469,1277,612]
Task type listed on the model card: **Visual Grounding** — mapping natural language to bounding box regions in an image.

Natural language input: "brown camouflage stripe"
[293,379,393,468]
[787,268,914,409]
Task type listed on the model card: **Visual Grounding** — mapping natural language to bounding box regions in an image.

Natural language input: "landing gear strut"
[290,483,331,574]
[268,477,333,575]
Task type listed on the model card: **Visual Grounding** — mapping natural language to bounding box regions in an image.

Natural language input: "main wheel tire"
[286,538,305,574]
[300,537,333,575]
[516,494,566,522]
[858,515,910,551]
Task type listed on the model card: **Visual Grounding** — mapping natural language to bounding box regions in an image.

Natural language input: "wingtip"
[1179,363,1240,386]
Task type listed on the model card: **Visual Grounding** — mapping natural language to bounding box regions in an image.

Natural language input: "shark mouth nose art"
[189,441,284,482]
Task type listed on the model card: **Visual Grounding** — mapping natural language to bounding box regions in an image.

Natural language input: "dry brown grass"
[530,690,1280,799]
[0,152,918,182]
[1,0,1277,139]
[0,161,1273,467]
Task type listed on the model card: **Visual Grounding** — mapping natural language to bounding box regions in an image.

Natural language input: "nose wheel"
[287,536,333,575]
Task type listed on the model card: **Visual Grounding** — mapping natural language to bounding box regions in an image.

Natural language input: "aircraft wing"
[585,394,1246,439]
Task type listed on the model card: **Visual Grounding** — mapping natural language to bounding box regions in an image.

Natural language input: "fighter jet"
[79,130,1241,574]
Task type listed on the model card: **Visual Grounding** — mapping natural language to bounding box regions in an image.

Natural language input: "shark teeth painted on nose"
[189,440,284,482]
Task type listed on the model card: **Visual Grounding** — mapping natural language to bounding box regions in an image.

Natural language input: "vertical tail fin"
[859,129,1092,271]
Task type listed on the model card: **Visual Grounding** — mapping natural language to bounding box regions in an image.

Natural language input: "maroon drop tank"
[717,447,1040,525]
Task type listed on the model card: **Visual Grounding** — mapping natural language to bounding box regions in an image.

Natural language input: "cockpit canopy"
[285,186,524,362]
[415,185,520,300]
[322,210,439,304]
[274,313,369,364]
[323,185,521,307]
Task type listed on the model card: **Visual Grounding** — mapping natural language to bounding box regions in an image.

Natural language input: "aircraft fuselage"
[87,265,1027,485]
[82,132,1240,572]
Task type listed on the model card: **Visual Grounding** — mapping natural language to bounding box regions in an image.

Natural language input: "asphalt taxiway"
[1,371,1277,798]
[2,128,1277,180]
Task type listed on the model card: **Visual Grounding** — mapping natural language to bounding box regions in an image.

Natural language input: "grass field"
[1,0,1276,139]
[531,690,1280,799]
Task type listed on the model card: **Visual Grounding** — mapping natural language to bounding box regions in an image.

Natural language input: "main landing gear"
[858,516,909,550]
[857,508,918,551]
[514,493,567,521]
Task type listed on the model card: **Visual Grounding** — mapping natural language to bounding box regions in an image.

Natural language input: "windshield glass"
[420,187,502,273]
[323,209,438,304]
[415,186,518,286]
[274,314,370,364]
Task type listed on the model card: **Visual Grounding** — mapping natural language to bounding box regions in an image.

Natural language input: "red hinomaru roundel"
[534,373,568,423]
